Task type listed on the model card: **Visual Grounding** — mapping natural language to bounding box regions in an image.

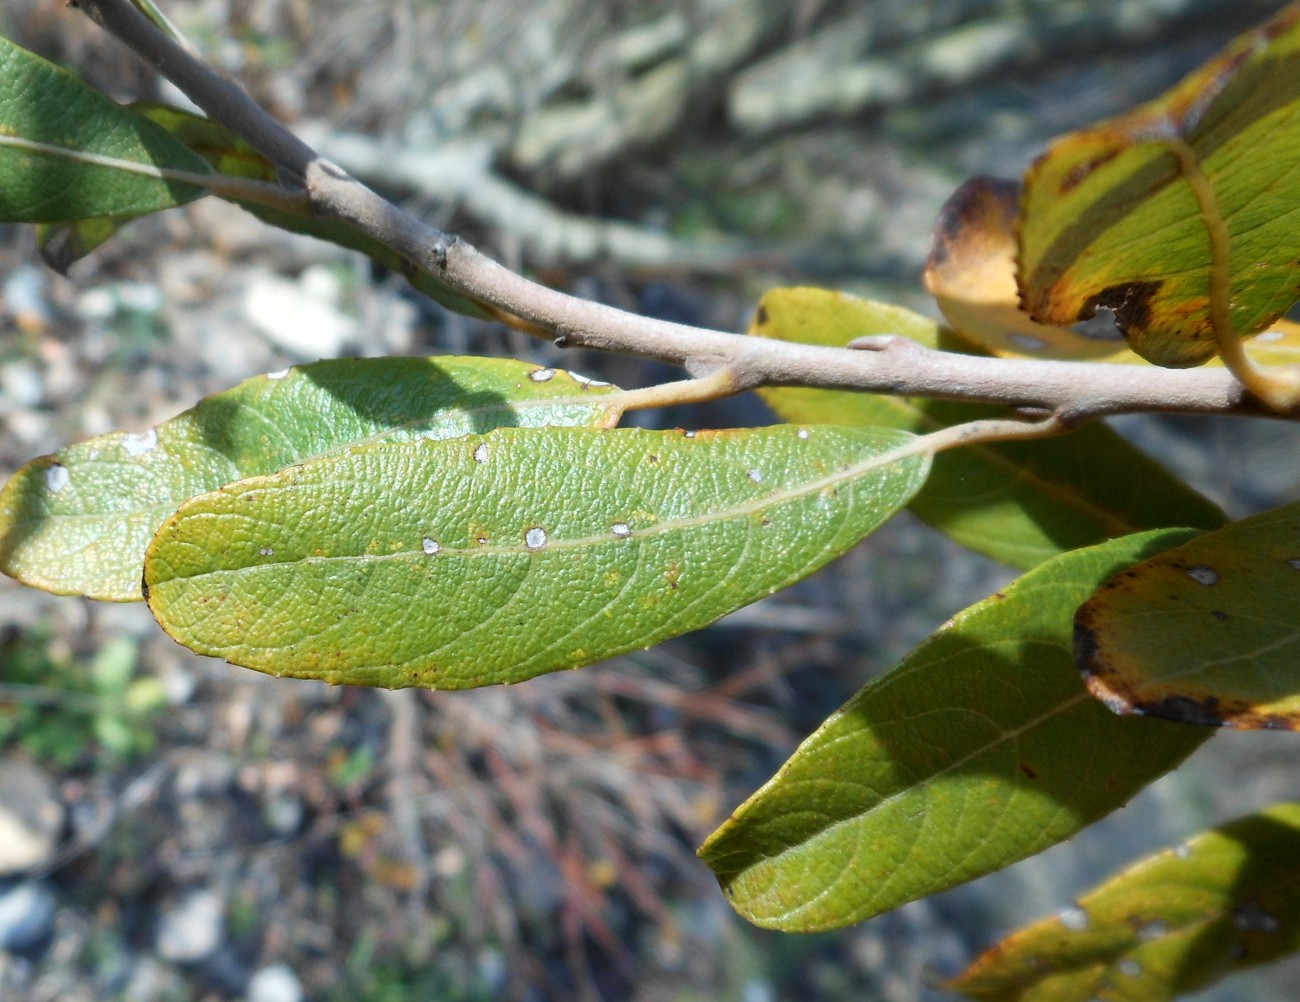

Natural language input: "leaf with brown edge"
[1075,502,1300,730]
[925,176,1142,365]
[928,176,1300,368]
[950,803,1300,1002]
[1018,1,1300,368]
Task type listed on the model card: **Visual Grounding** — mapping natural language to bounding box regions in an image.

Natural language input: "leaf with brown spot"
[927,177,1300,368]
[1075,502,1300,729]
[1018,2,1300,368]
[925,176,1143,364]
[951,803,1300,1002]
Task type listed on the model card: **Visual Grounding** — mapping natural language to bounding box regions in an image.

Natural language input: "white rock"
[246,963,304,1002]
[0,361,44,412]
[0,760,64,876]
[156,889,223,962]
[243,271,356,359]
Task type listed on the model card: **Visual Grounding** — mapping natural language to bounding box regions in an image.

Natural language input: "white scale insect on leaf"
[123,428,158,457]
[45,464,70,494]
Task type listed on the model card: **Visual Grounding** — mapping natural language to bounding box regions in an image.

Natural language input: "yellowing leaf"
[951,803,1300,1002]
[927,176,1300,368]
[1018,2,1300,368]
[926,176,1141,364]
[752,288,1224,569]
[698,530,1209,932]
[142,425,930,688]
[0,357,621,601]
[1075,502,1300,729]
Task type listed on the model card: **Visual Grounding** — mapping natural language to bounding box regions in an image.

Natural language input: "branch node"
[846,334,925,357]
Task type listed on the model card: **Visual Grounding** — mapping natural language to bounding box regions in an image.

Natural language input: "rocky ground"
[2,1,1300,1000]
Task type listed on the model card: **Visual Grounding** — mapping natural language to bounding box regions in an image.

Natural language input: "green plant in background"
[0,631,165,766]
[4,1,1300,998]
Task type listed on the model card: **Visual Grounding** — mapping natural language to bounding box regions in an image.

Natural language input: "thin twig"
[73,0,1295,425]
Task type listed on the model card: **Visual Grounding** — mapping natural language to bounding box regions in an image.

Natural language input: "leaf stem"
[1167,137,1300,413]
[603,367,746,416]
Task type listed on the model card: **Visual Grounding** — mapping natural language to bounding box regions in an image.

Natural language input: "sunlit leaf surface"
[0,39,209,221]
[144,425,930,688]
[928,176,1300,368]
[0,357,620,601]
[698,530,1209,931]
[926,177,1141,364]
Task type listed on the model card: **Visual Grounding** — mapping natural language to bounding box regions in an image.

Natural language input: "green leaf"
[1018,2,1300,367]
[142,425,930,688]
[951,803,1300,1002]
[1075,502,1300,729]
[0,356,621,602]
[0,38,210,221]
[26,99,490,318]
[752,288,1225,569]
[35,216,134,274]
[35,102,279,271]
[138,105,491,319]
[697,529,1209,932]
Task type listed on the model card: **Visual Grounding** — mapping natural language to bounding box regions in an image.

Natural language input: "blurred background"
[1,1,1299,999]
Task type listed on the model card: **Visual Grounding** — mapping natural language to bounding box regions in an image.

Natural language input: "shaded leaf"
[928,176,1300,368]
[34,102,287,270]
[36,216,133,275]
[142,425,929,688]
[1018,3,1300,367]
[1076,502,1300,729]
[951,803,1300,1002]
[30,102,490,317]
[0,38,209,221]
[697,529,1209,932]
[753,287,1224,569]
[0,357,620,601]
